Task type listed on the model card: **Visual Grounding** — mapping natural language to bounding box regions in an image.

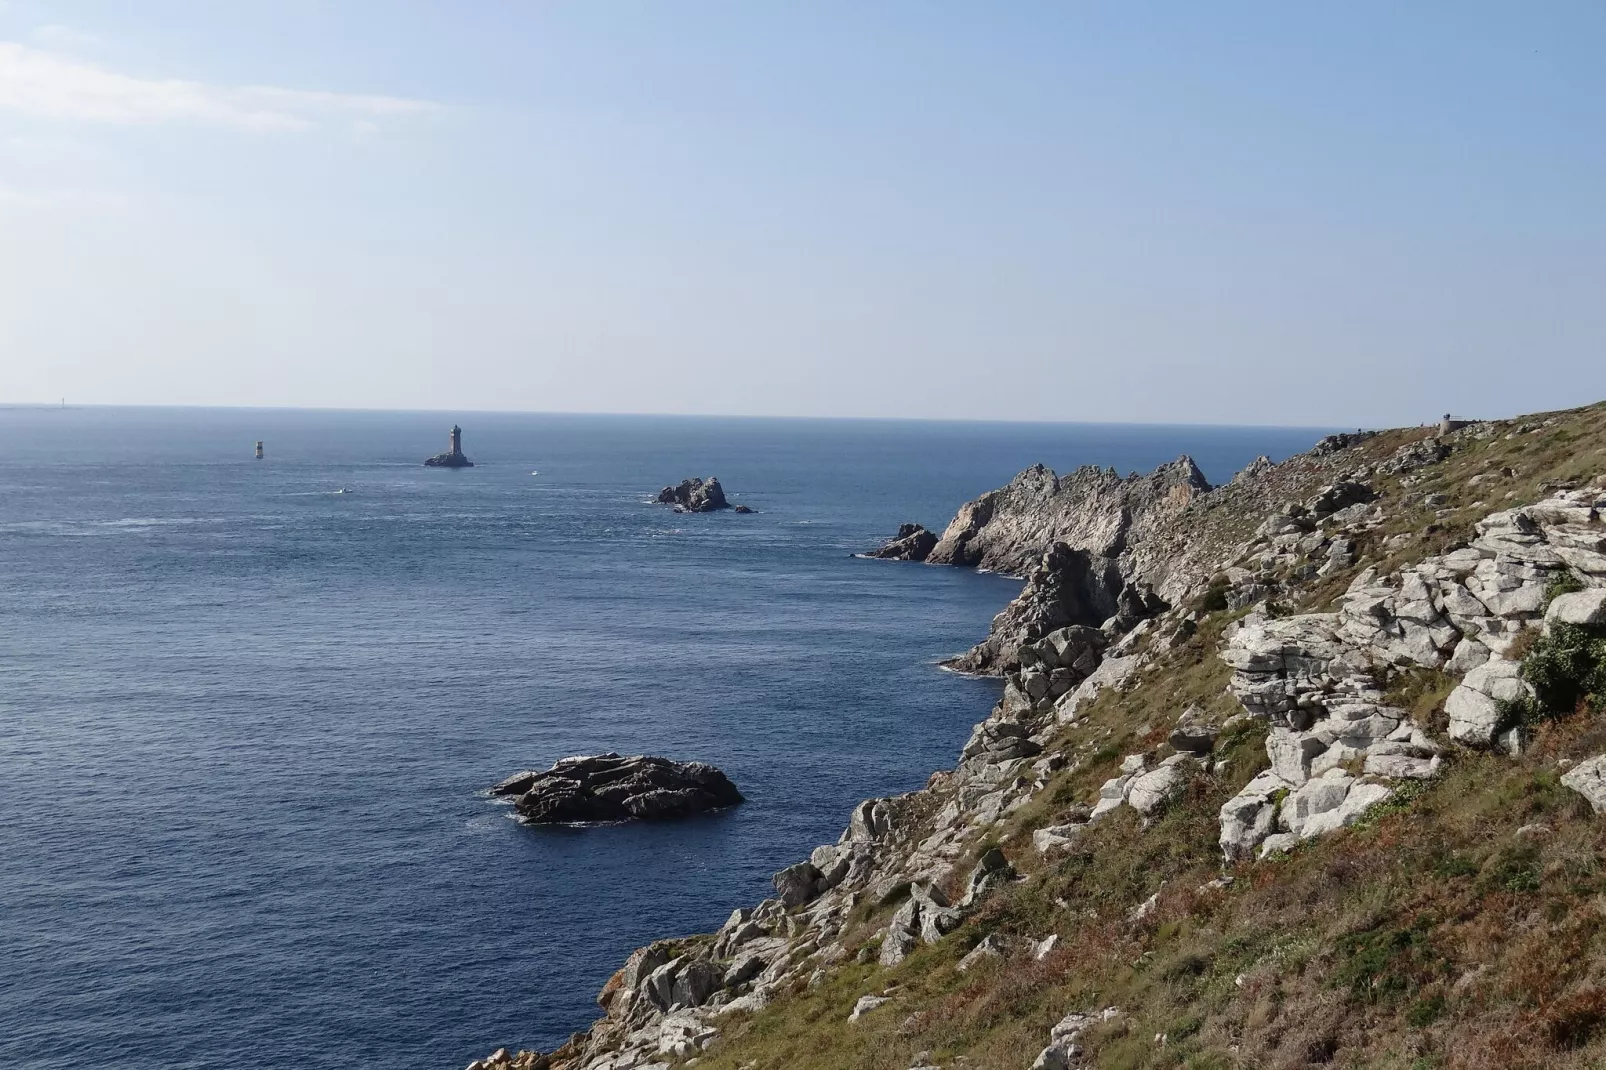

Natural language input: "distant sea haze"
[0,408,1331,1069]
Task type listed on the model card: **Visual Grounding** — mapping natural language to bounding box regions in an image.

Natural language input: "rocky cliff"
[919,437,1398,674]
[472,402,1606,1070]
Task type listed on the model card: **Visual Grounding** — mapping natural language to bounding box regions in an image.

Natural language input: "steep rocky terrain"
[472,401,1606,1070]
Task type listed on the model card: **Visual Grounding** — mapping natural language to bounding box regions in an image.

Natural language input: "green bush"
[1498,621,1606,725]
[1529,622,1606,711]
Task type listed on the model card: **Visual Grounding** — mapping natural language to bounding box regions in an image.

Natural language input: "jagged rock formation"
[925,451,1405,673]
[927,457,1212,575]
[490,754,743,824]
[862,523,938,562]
[656,477,730,513]
[471,406,1606,1070]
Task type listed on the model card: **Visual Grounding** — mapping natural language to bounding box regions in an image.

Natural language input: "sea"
[0,407,1331,1069]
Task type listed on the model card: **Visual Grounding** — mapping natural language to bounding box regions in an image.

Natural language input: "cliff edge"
[473,402,1606,1070]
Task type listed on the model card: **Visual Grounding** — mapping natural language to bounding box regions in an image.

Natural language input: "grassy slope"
[690,402,1606,1070]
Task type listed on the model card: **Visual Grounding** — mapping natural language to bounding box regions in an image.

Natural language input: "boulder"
[1032,824,1085,854]
[656,477,731,512]
[1168,705,1219,755]
[959,847,1016,906]
[1219,771,1292,860]
[1562,755,1606,814]
[956,934,1008,972]
[848,994,891,1022]
[491,753,743,824]
[772,861,825,908]
[1547,590,1606,627]
[1445,660,1529,745]
[1125,756,1193,816]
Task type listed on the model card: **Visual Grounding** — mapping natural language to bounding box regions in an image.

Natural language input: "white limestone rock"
[1445,659,1529,745]
[1219,770,1292,861]
[1547,589,1606,627]
[1561,755,1606,815]
[848,994,891,1022]
[1125,755,1194,816]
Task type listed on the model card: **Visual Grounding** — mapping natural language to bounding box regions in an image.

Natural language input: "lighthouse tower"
[424,424,474,467]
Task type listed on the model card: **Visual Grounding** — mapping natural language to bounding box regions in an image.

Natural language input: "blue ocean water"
[0,408,1329,1069]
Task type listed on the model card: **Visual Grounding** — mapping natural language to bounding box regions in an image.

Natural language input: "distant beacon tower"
[424,424,474,468]
[255,441,264,460]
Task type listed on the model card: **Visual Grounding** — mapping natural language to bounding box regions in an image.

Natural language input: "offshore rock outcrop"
[656,477,730,513]
[425,425,474,468]
[862,523,938,562]
[491,754,743,824]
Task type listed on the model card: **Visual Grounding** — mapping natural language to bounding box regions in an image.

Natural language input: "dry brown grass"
[691,400,1606,1070]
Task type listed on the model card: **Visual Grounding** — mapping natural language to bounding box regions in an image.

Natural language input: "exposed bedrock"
[927,456,1211,575]
[491,754,744,824]
[927,459,1206,674]
[862,523,938,562]
[944,543,1164,674]
[656,477,730,513]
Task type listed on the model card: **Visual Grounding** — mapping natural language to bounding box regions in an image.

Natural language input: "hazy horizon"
[0,398,1393,432]
[2,3,1602,426]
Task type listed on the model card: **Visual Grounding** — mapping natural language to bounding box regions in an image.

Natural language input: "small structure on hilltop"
[424,424,475,468]
[1440,413,1475,435]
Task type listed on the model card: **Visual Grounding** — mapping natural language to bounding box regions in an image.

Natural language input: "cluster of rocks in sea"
[491,754,743,824]
[472,416,1606,1070]
[656,477,752,513]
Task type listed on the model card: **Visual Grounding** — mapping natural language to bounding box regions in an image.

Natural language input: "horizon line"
[0,399,1389,434]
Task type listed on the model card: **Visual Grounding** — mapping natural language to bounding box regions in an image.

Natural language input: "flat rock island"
[491,753,744,824]
[424,424,474,468]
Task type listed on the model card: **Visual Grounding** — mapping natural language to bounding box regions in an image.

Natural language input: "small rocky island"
[490,753,744,824]
[424,424,474,468]
[863,522,937,561]
[657,476,735,512]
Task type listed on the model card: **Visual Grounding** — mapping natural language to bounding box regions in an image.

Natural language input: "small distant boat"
[530,470,540,476]
[334,487,352,495]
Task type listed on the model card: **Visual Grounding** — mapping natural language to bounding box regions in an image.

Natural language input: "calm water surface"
[0,407,1328,1069]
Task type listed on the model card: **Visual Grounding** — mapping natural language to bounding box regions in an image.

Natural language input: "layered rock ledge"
[491,754,744,824]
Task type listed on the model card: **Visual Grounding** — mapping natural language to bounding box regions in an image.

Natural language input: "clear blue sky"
[1,2,1601,425]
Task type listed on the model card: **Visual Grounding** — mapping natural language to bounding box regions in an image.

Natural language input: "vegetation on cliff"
[478,401,1606,1070]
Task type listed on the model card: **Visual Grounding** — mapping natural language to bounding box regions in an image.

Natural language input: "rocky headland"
[492,754,744,824]
[657,477,732,513]
[472,403,1606,1070]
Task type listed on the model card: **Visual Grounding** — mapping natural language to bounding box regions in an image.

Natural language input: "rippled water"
[0,407,1327,1069]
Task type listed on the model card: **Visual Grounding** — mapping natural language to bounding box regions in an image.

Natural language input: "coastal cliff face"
[930,439,1396,674]
[927,457,1211,579]
[474,402,1606,1070]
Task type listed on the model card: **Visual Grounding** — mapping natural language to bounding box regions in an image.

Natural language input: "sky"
[0,2,1602,426]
